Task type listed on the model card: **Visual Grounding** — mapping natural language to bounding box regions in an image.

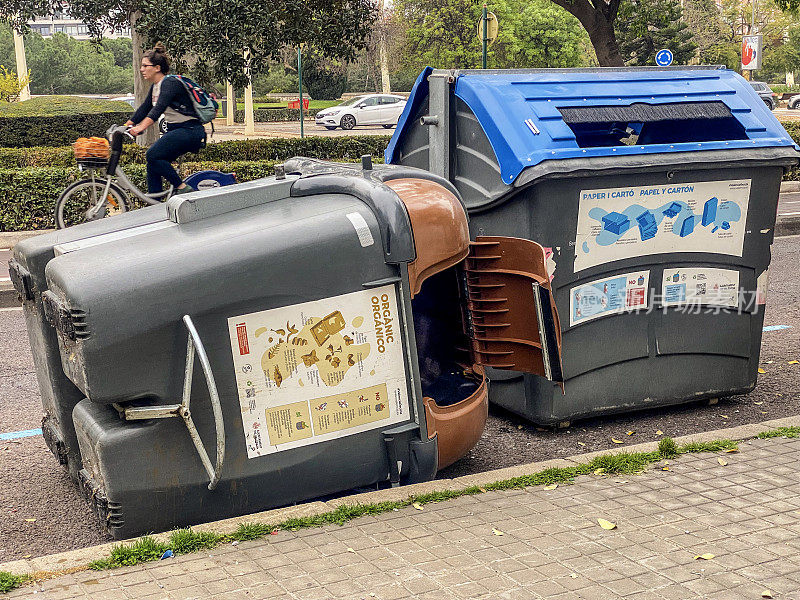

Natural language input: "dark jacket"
[130,76,199,124]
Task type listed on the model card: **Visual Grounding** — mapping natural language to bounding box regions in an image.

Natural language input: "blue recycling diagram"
[574,180,751,273]
[588,197,741,248]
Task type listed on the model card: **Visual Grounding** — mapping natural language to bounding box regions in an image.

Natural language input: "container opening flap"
[559,101,748,148]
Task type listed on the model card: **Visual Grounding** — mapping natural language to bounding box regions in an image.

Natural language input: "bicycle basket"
[74,137,110,167]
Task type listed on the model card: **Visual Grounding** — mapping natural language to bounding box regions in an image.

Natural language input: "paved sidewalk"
[7,436,800,599]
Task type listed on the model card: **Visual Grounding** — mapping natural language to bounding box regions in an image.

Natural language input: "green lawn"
[0,96,131,117]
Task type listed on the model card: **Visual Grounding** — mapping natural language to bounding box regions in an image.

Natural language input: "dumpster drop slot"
[558,102,748,148]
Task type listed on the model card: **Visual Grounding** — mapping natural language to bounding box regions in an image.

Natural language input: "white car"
[315,94,406,130]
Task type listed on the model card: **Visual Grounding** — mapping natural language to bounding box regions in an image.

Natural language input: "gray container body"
[388,68,799,424]
[42,171,451,538]
[9,205,168,478]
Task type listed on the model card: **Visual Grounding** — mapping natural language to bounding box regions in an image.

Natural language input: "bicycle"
[54,125,236,229]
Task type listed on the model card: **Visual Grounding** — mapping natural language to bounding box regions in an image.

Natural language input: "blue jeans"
[146,124,206,193]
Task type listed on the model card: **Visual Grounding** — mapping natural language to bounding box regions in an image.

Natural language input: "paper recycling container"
[9,205,169,480]
[385,66,800,425]
[36,158,563,538]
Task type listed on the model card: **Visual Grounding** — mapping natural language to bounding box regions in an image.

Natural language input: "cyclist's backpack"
[167,74,218,124]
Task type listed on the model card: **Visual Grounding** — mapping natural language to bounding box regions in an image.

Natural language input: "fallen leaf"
[492,528,505,536]
[614,479,628,484]
[724,448,739,453]
[412,502,424,511]
[754,401,763,405]
[612,438,624,444]
[789,360,799,365]
[717,458,728,466]
[22,555,31,559]
[569,573,578,578]
[662,466,670,471]
[577,441,586,447]
[720,415,729,419]
[758,368,766,374]
[762,591,774,599]
[24,518,35,523]
[594,468,605,475]
[694,553,715,560]
[543,484,558,490]
[347,548,355,553]
[656,430,664,436]
[517,425,523,430]
[625,431,634,436]
[597,518,617,530]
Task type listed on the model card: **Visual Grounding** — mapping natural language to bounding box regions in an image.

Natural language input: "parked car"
[315,94,407,130]
[749,81,777,110]
[787,93,800,110]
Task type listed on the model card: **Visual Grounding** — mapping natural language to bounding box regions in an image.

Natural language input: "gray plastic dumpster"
[38,159,563,538]
[385,66,800,425]
[9,205,169,480]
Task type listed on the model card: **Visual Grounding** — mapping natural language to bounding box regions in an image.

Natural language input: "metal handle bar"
[121,314,226,490]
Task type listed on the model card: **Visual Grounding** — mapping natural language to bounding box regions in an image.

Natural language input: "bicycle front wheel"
[54,179,130,229]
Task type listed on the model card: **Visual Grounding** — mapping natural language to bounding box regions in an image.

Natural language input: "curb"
[780,180,800,193]
[2,414,799,578]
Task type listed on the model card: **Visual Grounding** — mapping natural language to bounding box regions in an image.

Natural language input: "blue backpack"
[167,74,218,124]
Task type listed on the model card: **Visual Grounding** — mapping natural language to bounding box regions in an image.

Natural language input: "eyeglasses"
[141,63,155,68]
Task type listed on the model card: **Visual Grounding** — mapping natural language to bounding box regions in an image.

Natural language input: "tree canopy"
[615,0,696,66]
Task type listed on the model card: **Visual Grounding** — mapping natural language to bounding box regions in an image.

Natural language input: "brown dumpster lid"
[464,236,563,384]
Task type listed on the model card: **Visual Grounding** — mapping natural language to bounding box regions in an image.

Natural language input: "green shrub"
[0,136,390,169]
[233,108,321,122]
[0,96,132,117]
[0,138,390,231]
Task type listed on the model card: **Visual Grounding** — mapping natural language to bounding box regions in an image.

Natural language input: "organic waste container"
[385,66,800,425]
[33,158,563,538]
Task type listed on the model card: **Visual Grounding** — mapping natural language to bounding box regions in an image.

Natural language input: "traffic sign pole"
[482,5,487,69]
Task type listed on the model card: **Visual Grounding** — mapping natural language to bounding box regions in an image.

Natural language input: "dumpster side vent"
[8,258,34,302]
[558,102,748,148]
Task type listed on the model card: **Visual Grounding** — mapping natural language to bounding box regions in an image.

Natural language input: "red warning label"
[236,323,250,355]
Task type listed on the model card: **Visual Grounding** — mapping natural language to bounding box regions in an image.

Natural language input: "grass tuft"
[677,439,738,453]
[757,426,800,439]
[169,529,223,554]
[0,571,28,594]
[658,437,679,458]
[231,522,274,541]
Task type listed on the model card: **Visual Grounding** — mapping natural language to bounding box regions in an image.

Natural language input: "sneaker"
[175,185,194,195]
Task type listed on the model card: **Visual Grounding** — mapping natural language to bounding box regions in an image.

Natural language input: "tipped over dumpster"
[11,159,562,538]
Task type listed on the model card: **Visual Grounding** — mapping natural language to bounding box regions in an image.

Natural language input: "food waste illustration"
[228,285,410,458]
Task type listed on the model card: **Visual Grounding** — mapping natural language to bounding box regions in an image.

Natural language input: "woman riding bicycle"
[126,43,205,195]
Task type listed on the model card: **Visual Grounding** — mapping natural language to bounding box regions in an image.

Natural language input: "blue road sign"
[655,49,674,67]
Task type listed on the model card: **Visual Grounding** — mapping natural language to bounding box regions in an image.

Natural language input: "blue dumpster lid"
[385,67,798,185]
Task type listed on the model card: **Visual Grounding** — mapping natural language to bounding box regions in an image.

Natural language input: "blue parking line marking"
[763,325,793,332]
[0,428,42,441]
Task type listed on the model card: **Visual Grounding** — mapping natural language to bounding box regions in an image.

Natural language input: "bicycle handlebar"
[105,125,132,176]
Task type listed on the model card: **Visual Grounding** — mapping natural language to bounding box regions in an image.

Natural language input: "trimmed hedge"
[0,136,391,169]
[234,108,321,122]
[0,152,386,231]
[0,112,133,148]
[0,97,134,148]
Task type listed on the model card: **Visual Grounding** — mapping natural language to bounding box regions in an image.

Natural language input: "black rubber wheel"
[158,118,168,134]
[54,179,130,229]
[325,126,337,130]
[340,114,356,130]
[382,124,394,129]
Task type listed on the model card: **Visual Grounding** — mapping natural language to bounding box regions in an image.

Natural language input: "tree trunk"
[585,11,625,66]
[131,11,157,147]
[377,0,391,93]
[551,0,625,67]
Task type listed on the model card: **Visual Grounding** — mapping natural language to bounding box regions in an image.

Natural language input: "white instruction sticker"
[346,212,375,248]
[575,179,751,272]
[570,270,650,327]
[661,267,740,308]
[228,285,409,458]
